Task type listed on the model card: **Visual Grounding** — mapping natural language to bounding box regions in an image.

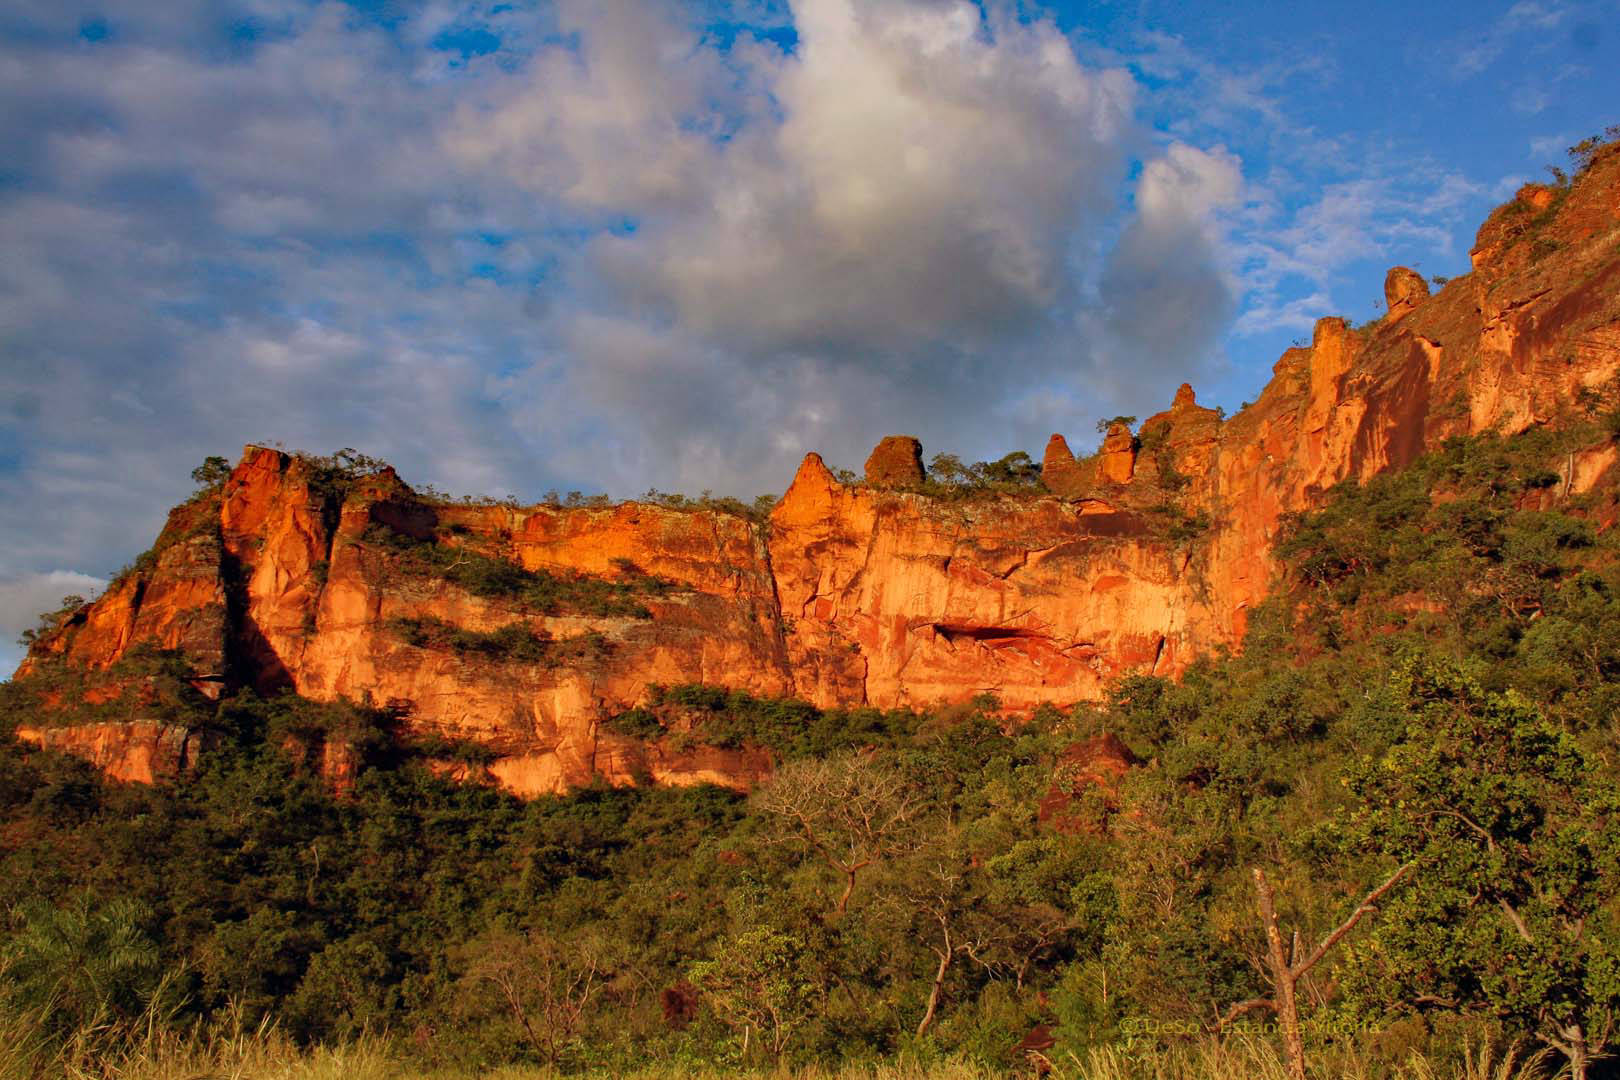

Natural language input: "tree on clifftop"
[189,455,230,490]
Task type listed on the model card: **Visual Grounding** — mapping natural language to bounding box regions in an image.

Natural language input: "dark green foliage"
[922,451,1044,498]
[639,488,780,522]
[295,446,392,506]
[189,455,231,490]
[410,732,500,766]
[635,684,923,756]
[222,692,402,761]
[601,706,664,742]
[1145,503,1210,543]
[0,893,173,1056]
[1331,659,1620,1069]
[4,645,219,731]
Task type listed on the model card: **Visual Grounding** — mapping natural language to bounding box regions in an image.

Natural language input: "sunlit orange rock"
[1041,434,1089,497]
[1098,423,1137,485]
[863,435,926,488]
[1383,266,1430,323]
[15,722,213,785]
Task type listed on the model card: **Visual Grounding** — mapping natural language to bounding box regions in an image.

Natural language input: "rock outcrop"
[1098,423,1137,485]
[1138,384,1222,490]
[1383,266,1430,322]
[863,436,926,488]
[14,722,214,785]
[1037,733,1141,834]
[1041,434,1088,497]
[15,142,1620,796]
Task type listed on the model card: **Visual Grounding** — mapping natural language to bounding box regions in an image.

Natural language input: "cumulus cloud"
[444,0,1187,484]
[1,0,1255,601]
[454,0,1137,349]
[1096,143,1242,373]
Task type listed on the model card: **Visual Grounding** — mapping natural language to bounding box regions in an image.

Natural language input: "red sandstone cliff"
[13,145,1620,795]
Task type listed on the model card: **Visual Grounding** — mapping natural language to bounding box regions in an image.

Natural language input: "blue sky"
[1,0,1616,671]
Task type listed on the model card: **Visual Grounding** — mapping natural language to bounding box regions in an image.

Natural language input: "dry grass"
[1051,1036,1550,1080]
[0,1009,1554,1080]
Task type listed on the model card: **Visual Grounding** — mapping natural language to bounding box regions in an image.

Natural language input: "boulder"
[1037,733,1141,834]
[1041,434,1087,497]
[1383,266,1430,323]
[863,435,925,488]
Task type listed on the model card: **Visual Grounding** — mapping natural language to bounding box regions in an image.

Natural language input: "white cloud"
[430,0,1212,489]
[453,0,1138,351]
[1094,143,1243,378]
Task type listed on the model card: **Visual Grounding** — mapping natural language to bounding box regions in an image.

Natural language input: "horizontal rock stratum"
[16,144,1620,795]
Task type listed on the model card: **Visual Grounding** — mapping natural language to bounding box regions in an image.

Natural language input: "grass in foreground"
[4,1016,1554,1080]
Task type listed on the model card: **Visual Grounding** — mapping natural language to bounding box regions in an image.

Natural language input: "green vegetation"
[641,488,781,522]
[362,523,665,618]
[606,684,923,755]
[4,424,1620,1077]
[188,455,230,491]
[105,490,223,589]
[1,644,219,731]
[920,451,1044,499]
[1564,125,1620,181]
[388,616,609,667]
[1143,502,1211,543]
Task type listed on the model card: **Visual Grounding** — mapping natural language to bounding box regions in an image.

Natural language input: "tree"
[17,595,88,648]
[753,751,922,914]
[1336,659,1620,1079]
[1095,415,1137,434]
[928,453,969,486]
[690,928,812,1062]
[1219,863,1411,1080]
[189,455,231,489]
[977,451,1041,487]
[0,895,170,1053]
[891,845,993,1037]
[1568,126,1620,176]
[455,928,617,1066]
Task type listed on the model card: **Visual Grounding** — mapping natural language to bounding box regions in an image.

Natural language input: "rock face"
[16,142,1620,796]
[863,436,926,488]
[1383,266,1430,322]
[1098,423,1137,485]
[14,722,213,785]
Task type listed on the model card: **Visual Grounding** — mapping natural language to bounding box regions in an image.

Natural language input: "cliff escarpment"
[14,145,1620,795]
